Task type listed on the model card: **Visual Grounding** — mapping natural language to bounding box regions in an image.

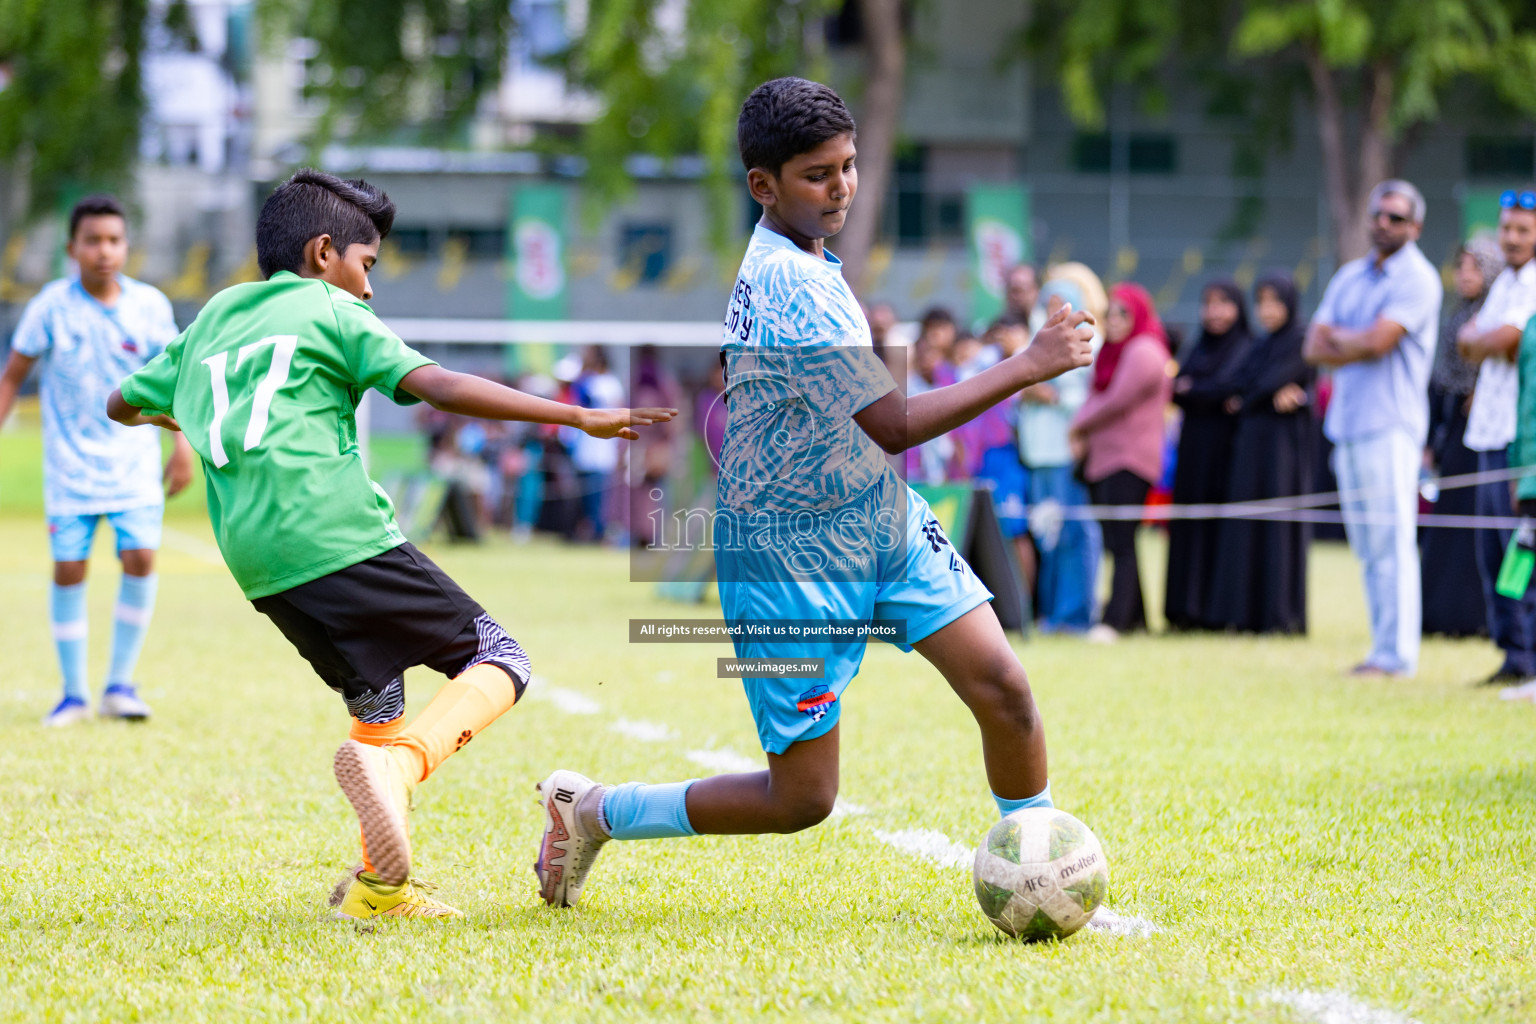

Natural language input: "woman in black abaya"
[1165,279,1252,631]
[1421,239,1501,636]
[1206,272,1314,634]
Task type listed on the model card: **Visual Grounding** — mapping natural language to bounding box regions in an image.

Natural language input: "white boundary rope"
[1034,463,1536,530]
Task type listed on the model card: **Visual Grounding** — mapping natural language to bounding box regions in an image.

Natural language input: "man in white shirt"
[1304,180,1443,678]
[1459,189,1536,685]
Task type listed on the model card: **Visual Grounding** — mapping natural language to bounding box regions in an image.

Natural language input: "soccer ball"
[972,807,1109,940]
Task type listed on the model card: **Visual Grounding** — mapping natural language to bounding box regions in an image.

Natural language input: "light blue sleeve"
[146,288,180,358]
[1380,262,1442,342]
[1311,270,1342,328]
[10,291,54,358]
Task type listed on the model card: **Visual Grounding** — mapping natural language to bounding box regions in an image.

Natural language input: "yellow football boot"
[332,869,462,921]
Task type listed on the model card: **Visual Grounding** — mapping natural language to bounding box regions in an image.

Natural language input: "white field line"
[686,748,760,774]
[871,828,975,870]
[830,799,870,818]
[525,679,1151,939]
[1266,989,1423,1024]
[159,527,225,566]
[609,718,679,742]
[870,825,1160,937]
[524,676,602,715]
[1084,907,1161,937]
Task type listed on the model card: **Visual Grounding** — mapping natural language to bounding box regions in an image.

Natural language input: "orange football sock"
[349,716,407,746]
[390,663,519,784]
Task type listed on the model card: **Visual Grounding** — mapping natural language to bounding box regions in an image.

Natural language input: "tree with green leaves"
[1024,0,1536,261]
[258,0,512,151]
[0,0,148,225]
[562,0,905,290]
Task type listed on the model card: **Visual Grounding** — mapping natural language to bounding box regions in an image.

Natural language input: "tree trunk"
[836,0,904,294]
[1355,60,1396,245]
[1305,47,1370,263]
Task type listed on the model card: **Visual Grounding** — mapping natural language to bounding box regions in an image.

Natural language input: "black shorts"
[252,542,530,721]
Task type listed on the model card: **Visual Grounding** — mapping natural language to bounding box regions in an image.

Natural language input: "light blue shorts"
[716,473,993,754]
[47,505,164,562]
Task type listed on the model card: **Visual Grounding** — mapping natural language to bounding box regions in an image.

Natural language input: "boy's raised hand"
[1022,303,1095,382]
[580,407,679,441]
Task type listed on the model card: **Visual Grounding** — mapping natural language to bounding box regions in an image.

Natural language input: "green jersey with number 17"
[119,270,436,599]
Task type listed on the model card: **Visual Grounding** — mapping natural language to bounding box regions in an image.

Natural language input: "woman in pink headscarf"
[1069,282,1173,639]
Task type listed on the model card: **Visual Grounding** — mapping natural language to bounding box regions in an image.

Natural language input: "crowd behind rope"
[421,177,1536,691]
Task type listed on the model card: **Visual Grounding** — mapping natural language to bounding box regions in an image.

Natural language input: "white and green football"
[972,808,1109,940]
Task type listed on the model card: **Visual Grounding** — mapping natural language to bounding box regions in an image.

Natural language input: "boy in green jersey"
[108,170,676,920]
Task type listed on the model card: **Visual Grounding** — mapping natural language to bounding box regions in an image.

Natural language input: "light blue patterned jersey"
[11,276,178,515]
[718,224,897,512]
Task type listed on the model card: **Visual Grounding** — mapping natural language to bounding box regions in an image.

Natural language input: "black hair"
[69,194,127,240]
[919,306,955,331]
[737,77,856,176]
[255,168,395,278]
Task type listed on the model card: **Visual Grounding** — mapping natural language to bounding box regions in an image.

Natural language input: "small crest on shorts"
[795,684,836,722]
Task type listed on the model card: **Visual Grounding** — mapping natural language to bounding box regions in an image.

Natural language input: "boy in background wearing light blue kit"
[0,195,193,726]
[534,78,1095,907]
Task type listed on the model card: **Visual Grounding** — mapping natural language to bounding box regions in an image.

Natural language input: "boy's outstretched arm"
[854,305,1095,455]
[399,365,677,440]
[106,388,182,431]
[0,351,37,427]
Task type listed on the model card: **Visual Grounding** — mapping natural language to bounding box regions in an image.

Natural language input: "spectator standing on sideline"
[1006,264,1048,335]
[1459,191,1536,683]
[1070,282,1173,642]
[957,317,1032,576]
[1165,279,1252,631]
[1498,272,1536,702]
[1048,262,1109,327]
[1422,239,1501,638]
[1207,271,1315,634]
[1021,278,1103,633]
[696,360,728,470]
[629,345,681,549]
[562,346,627,543]
[1304,179,1443,678]
[0,194,194,726]
[867,301,898,365]
[916,307,958,362]
[905,333,956,484]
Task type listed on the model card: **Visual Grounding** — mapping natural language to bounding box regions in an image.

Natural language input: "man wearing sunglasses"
[1305,179,1443,678]
[1458,189,1536,686]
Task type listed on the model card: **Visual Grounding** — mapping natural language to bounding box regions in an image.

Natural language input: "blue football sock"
[994,782,1053,818]
[107,573,158,689]
[50,582,89,703]
[600,780,699,840]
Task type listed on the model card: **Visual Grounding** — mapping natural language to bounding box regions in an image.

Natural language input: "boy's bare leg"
[682,726,841,835]
[914,603,1047,801]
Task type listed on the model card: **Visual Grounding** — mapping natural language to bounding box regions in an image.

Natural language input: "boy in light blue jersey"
[534,78,1096,908]
[0,195,193,726]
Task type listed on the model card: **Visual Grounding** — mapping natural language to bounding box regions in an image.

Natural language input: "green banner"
[507,184,568,319]
[967,184,1030,325]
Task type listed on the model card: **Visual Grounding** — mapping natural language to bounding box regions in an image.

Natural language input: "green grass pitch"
[1,424,1534,1022]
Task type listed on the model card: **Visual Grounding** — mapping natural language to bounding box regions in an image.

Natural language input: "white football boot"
[98,685,152,721]
[1498,678,1536,703]
[534,770,610,907]
[42,697,91,728]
